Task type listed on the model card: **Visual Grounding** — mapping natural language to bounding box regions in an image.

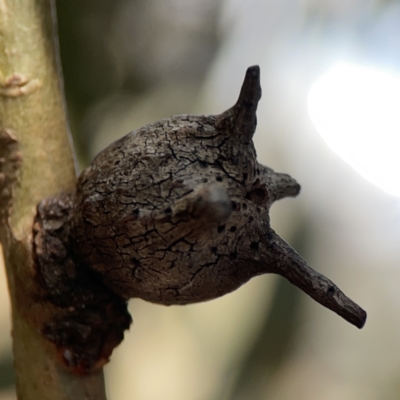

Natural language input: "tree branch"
[0,1,107,398]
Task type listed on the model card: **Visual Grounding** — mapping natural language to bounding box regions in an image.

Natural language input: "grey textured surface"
[69,66,366,328]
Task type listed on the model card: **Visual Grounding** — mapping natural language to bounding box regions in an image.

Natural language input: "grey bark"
[33,66,366,373]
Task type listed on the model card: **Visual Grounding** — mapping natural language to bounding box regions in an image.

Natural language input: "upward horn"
[216,66,262,142]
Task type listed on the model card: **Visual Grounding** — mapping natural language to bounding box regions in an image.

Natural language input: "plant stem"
[0,1,107,398]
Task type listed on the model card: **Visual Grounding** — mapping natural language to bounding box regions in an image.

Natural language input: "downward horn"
[259,230,367,328]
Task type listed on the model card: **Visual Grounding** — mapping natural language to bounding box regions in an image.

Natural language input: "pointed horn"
[260,165,301,203]
[235,65,262,111]
[216,66,262,142]
[270,172,301,201]
[261,230,367,328]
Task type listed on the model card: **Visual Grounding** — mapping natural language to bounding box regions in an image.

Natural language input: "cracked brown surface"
[70,67,297,305]
[32,66,366,374]
[68,66,366,329]
[33,194,131,373]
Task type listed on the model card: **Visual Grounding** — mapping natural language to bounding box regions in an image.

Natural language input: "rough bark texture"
[34,66,366,370]
[33,194,131,373]
[37,66,366,342]
[70,67,302,306]
[0,1,107,398]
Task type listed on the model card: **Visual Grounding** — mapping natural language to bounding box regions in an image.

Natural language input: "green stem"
[0,1,107,398]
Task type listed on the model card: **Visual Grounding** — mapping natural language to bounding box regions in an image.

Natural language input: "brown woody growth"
[35,65,366,373]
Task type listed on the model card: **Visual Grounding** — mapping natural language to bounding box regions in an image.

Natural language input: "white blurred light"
[308,62,400,197]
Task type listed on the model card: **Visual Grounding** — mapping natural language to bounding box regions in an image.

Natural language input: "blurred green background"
[1,1,400,399]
